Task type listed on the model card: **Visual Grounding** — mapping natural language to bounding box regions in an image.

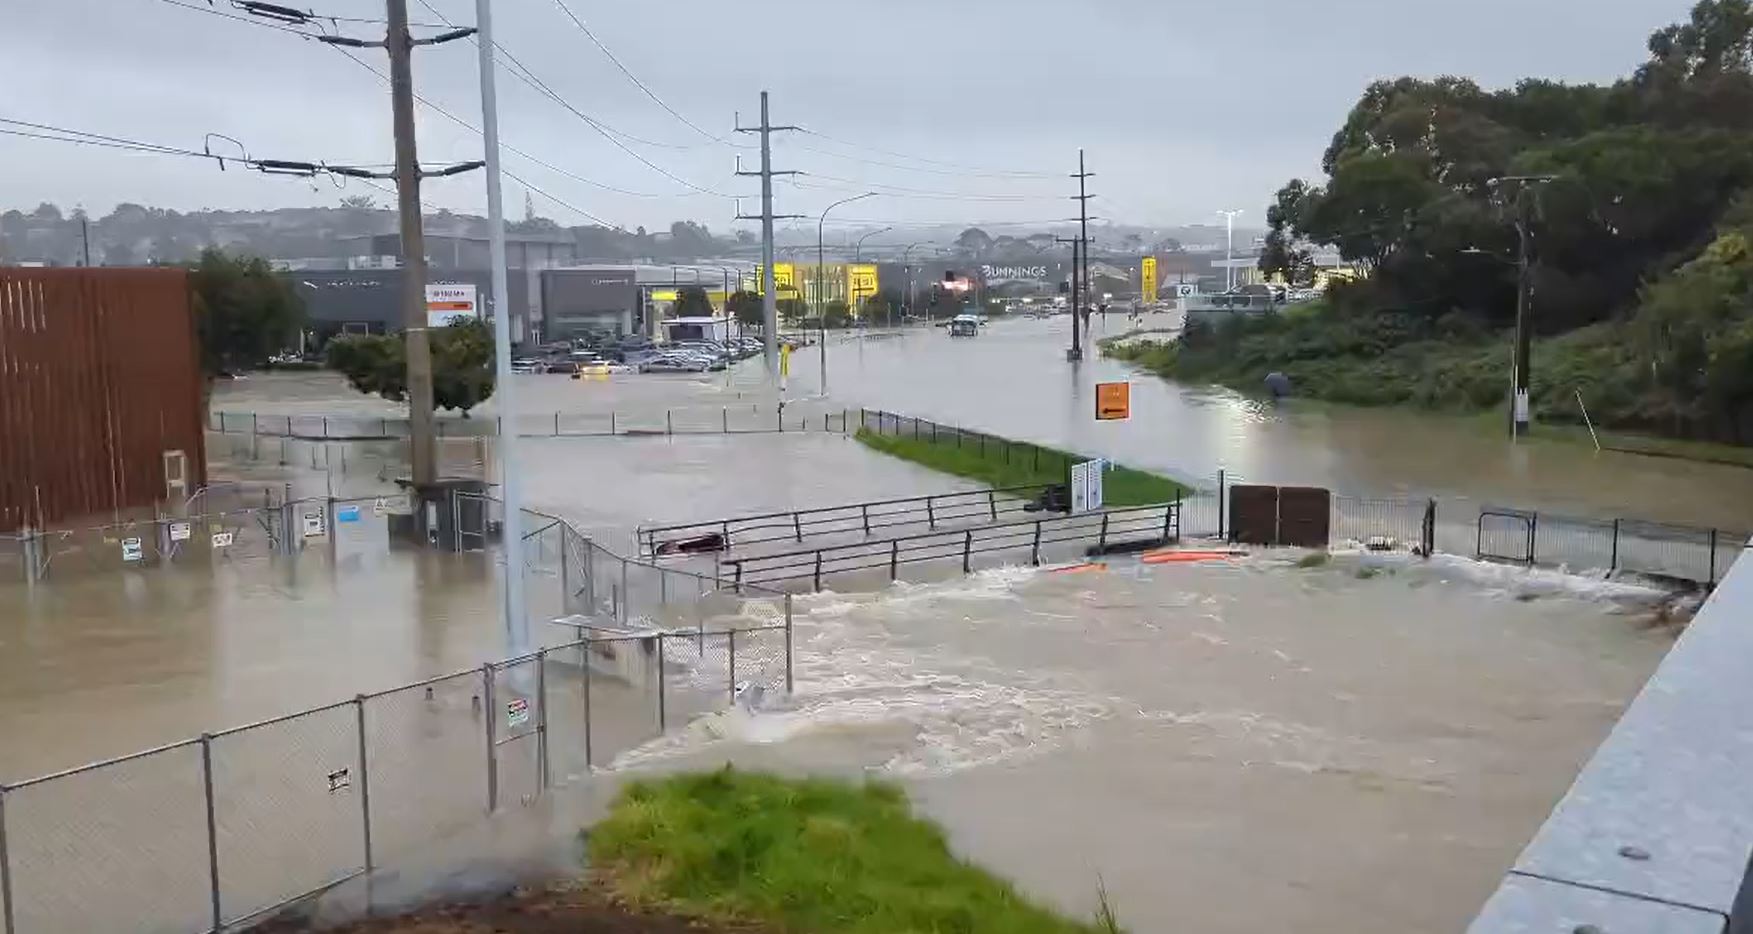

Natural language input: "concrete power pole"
[386,0,439,492]
[473,0,527,653]
[735,92,801,377]
[1064,149,1095,362]
[1217,210,1244,292]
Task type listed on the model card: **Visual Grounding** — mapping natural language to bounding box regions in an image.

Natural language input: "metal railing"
[0,508,794,934]
[209,401,858,442]
[724,501,1180,589]
[857,407,1094,479]
[636,484,1052,558]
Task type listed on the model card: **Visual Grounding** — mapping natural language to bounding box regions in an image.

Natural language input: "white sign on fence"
[1070,458,1106,515]
[506,697,530,728]
[120,537,144,562]
[168,521,192,542]
[212,531,235,548]
[302,512,326,538]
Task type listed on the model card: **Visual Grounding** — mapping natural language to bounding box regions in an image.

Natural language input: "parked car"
[640,355,710,373]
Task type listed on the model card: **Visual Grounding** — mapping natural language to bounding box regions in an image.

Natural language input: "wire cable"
[546,0,748,149]
[794,128,1056,179]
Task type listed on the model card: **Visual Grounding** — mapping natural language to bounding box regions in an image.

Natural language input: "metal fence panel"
[580,636,664,768]
[363,670,490,862]
[1478,509,1536,565]
[490,659,544,810]
[3,743,210,934]
[211,704,364,925]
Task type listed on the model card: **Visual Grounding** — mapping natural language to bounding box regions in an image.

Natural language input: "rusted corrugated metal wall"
[0,268,207,530]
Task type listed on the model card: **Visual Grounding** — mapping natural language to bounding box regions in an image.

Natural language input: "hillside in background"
[1137,0,1753,445]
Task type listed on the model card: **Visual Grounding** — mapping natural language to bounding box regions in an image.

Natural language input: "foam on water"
[611,565,1125,776]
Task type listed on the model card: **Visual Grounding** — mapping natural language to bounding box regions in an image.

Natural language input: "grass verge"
[590,769,1122,934]
[854,427,1185,505]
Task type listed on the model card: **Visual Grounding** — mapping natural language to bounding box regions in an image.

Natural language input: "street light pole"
[817,192,876,395]
[1218,209,1244,292]
[473,0,526,654]
[854,226,891,262]
[1489,175,1554,438]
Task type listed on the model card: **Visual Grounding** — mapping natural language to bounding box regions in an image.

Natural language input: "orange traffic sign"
[1096,381,1130,420]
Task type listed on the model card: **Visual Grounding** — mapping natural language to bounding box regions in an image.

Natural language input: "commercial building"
[540,264,753,343]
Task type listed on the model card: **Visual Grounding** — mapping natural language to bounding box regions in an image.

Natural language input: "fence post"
[727,629,738,703]
[200,734,222,932]
[722,407,728,433]
[1610,518,1620,573]
[1527,513,1539,567]
[793,512,804,543]
[861,504,871,535]
[913,417,920,440]
[1217,469,1226,541]
[483,664,498,812]
[890,540,900,580]
[581,639,595,770]
[1098,513,1110,551]
[666,410,673,435]
[619,558,629,625]
[1709,528,1720,587]
[1422,499,1436,558]
[926,497,936,529]
[656,634,667,731]
[354,696,374,877]
[1031,520,1042,565]
[537,650,550,790]
[962,530,973,573]
[1161,504,1174,542]
[0,785,16,934]
[931,421,937,443]
[988,490,997,522]
[813,551,823,591]
[784,594,795,693]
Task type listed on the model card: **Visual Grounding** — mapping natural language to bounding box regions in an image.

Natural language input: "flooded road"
[616,551,1673,933]
[0,341,1722,930]
[795,318,1753,529]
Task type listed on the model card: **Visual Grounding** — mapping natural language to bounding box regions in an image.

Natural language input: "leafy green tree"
[727,290,764,327]
[777,297,808,325]
[326,319,497,415]
[823,300,852,329]
[671,285,714,318]
[189,248,305,377]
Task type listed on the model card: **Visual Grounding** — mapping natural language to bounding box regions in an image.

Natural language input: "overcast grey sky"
[1,0,1687,232]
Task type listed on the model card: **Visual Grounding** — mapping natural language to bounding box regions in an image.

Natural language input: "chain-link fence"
[210,400,854,443]
[0,507,793,934]
[0,492,416,585]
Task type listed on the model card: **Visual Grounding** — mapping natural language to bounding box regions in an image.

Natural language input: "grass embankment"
[591,769,1121,934]
[1103,301,1753,463]
[854,427,1185,505]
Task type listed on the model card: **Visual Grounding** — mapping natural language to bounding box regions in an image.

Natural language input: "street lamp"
[854,226,891,261]
[818,192,877,395]
[899,241,929,328]
[1217,209,1244,292]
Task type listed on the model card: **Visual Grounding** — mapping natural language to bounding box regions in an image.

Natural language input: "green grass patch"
[589,769,1122,933]
[854,427,1184,506]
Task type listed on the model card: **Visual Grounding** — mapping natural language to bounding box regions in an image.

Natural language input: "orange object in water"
[1049,562,1108,574]
[1141,549,1242,565]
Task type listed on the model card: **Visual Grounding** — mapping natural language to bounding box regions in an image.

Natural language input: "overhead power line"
[546,0,748,149]
[794,128,1056,179]
[401,0,732,198]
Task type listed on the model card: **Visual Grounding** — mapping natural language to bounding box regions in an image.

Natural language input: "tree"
[189,249,305,378]
[339,195,377,210]
[727,290,764,327]
[823,300,853,329]
[777,297,808,325]
[326,318,497,415]
[671,285,714,318]
[955,227,994,255]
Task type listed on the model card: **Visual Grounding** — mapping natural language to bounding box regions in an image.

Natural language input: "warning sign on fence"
[169,521,192,542]
[120,537,144,562]
[212,531,235,548]
[302,512,326,538]
[506,697,530,728]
